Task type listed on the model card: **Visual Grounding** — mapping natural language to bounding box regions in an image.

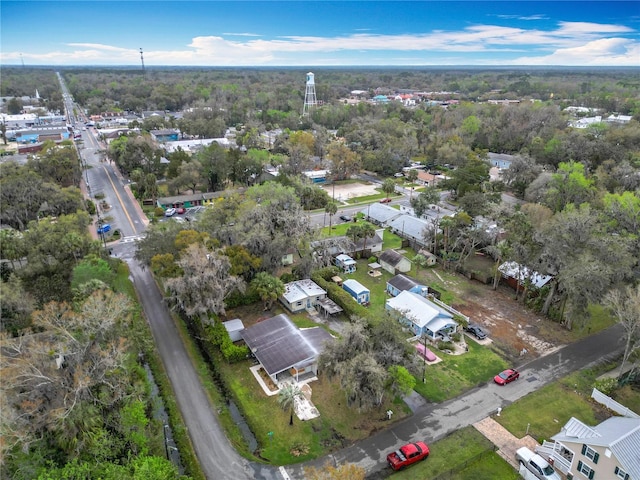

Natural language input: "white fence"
[428,295,470,323]
[536,441,572,474]
[591,388,639,418]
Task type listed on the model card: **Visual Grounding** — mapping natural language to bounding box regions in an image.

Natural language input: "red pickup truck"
[386,441,430,470]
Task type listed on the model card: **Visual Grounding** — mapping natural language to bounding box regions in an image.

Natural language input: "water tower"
[302,72,317,116]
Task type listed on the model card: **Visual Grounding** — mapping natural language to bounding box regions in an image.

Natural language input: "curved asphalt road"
[283,323,624,479]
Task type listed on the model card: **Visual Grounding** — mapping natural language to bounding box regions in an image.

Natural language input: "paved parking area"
[473,416,540,468]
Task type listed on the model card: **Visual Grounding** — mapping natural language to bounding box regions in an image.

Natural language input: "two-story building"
[539,416,640,480]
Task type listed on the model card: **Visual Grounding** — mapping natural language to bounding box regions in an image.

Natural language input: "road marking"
[102,165,137,233]
[278,466,290,479]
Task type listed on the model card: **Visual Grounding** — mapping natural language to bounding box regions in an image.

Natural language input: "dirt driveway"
[422,269,570,363]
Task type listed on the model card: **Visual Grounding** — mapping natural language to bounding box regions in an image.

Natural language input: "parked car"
[415,343,437,362]
[96,223,111,235]
[176,207,186,214]
[164,208,176,217]
[339,214,352,222]
[494,368,520,385]
[387,441,430,471]
[379,197,392,203]
[516,447,561,480]
[394,172,404,177]
[464,323,488,340]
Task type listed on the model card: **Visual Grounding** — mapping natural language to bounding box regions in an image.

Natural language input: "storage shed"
[342,279,370,305]
[223,318,245,342]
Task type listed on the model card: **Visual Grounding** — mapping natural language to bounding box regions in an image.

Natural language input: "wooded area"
[1,66,639,477]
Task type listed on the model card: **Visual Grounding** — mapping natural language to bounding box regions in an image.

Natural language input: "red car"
[380,197,392,203]
[176,207,186,214]
[387,441,430,471]
[494,368,520,385]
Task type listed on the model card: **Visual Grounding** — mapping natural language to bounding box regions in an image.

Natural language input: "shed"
[379,249,412,274]
[223,318,245,342]
[342,279,370,305]
[335,254,357,273]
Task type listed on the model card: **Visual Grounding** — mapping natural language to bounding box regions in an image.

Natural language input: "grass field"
[217,357,410,465]
[494,368,611,442]
[388,426,517,479]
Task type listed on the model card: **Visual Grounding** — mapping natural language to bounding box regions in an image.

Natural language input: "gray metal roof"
[240,314,332,376]
[387,274,424,292]
[282,279,326,304]
[552,417,640,479]
[379,249,406,267]
[386,214,431,244]
[362,203,402,225]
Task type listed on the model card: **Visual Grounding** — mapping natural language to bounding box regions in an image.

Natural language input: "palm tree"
[359,223,376,256]
[251,272,285,311]
[382,178,396,200]
[278,383,302,426]
[325,201,338,232]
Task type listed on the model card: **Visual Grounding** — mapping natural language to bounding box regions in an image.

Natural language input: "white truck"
[516,447,561,480]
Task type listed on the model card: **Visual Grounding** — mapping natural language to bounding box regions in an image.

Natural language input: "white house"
[280,279,327,313]
[386,291,458,340]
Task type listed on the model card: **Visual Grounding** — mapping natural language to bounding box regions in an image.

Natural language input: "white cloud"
[510,38,640,66]
[2,20,637,66]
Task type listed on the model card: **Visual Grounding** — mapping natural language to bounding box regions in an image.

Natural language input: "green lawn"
[217,357,410,465]
[413,339,508,402]
[389,426,515,479]
[494,369,609,442]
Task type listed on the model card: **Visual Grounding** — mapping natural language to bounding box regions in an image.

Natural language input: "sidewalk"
[473,416,539,468]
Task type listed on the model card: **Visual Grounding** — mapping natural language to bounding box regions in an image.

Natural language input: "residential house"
[240,313,333,383]
[362,203,402,226]
[488,152,514,170]
[352,228,384,255]
[416,170,444,187]
[606,114,633,124]
[335,253,357,273]
[540,416,640,480]
[280,279,327,313]
[342,279,370,305]
[379,249,412,274]
[386,273,430,298]
[386,290,457,340]
[386,214,432,248]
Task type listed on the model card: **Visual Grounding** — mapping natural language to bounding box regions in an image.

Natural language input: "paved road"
[283,323,624,479]
[62,70,623,480]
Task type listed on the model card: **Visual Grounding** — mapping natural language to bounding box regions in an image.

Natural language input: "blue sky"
[1,1,639,66]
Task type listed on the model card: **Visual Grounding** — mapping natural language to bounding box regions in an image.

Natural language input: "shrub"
[154,207,165,217]
[205,321,249,363]
[593,377,618,396]
[437,341,454,351]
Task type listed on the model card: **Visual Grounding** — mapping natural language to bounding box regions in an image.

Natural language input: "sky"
[1,1,639,67]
